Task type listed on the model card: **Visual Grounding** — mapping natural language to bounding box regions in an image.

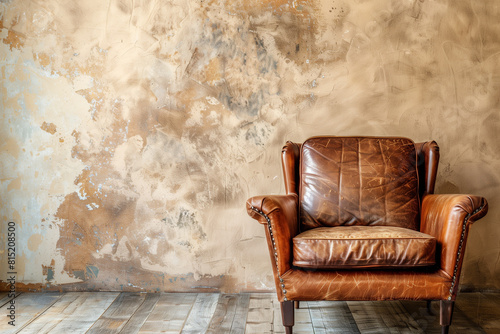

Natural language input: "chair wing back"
[296,137,421,231]
[282,141,301,196]
[415,140,440,198]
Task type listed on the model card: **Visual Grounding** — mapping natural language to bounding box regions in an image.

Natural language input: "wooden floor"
[1,292,499,333]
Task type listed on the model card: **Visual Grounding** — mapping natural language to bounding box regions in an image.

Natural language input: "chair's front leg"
[440,300,454,334]
[426,300,436,315]
[281,300,294,334]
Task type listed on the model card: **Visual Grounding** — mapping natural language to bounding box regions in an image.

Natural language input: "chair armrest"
[420,194,488,281]
[246,194,299,276]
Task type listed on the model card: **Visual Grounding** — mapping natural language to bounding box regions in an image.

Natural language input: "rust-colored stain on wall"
[1,0,499,292]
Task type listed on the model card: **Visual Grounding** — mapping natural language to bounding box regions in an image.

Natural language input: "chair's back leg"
[426,300,432,313]
[280,300,295,334]
[440,300,455,334]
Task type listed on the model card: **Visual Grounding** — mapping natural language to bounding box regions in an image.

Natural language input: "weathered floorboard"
[0,292,495,333]
[21,292,118,334]
[206,294,236,333]
[245,293,274,333]
[454,292,500,333]
[0,292,21,308]
[398,300,442,334]
[294,304,314,333]
[206,293,250,334]
[86,292,147,334]
[272,295,286,334]
[308,300,360,334]
[20,293,81,334]
[399,299,487,334]
[0,292,9,306]
[0,292,61,334]
[181,293,219,333]
[348,300,422,334]
[229,292,251,334]
[138,293,196,333]
[271,298,314,334]
[119,293,161,333]
[447,304,487,334]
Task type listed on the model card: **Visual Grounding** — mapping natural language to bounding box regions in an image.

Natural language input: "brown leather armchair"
[246,137,488,334]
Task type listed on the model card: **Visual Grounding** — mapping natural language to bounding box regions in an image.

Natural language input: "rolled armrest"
[246,194,299,276]
[420,194,488,280]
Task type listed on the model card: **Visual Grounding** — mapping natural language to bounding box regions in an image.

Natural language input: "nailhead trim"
[250,206,288,301]
[448,206,483,300]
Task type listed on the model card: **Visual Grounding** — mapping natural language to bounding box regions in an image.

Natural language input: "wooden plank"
[294,307,315,334]
[308,300,360,334]
[1,291,493,334]
[400,299,486,334]
[455,292,500,333]
[206,294,235,333]
[399,300,442,334]
[118,293,160,333]
[348,300,422,333]
[0,292,21,308]
[0,292,9,305]
[138,293,197,333]
[229,293,250,334]
[86,292,146,333]
[181,293,219,333]
[19,293,81,334]
[49,292,119,334]
[245,293,274,333]
[270,296,315,334]
[450,299,489,333]
[21,292,119,334]
[272,296,285,334]
[0,293,61,334]
[206,294,251,334]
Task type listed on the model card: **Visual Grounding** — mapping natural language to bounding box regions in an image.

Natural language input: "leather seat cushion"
[299,137,420,231]
[293,226,436,269]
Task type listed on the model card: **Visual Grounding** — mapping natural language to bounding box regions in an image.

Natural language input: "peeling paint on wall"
[1,0,500,292]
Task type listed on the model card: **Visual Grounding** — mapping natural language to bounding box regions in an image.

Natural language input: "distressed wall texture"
[1,0,499,292]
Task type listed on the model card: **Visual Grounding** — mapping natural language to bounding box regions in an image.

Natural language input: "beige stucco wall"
[1,0,499,292]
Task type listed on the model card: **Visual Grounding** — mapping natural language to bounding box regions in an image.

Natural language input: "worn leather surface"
[280,268,452,301]
[300,137,420,231]
[246,194,299,299]
[282,141,301,196]
[415,141,440,198]
[293,226,436,269]
[420,194,488,298]
[245,137,489,303]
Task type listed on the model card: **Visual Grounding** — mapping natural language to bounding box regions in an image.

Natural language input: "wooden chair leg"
[440,300,454,334]
[427,300,435,315]
[281,300,294,334]
[294,301,300,309]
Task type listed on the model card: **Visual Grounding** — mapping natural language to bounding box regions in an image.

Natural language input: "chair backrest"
[297,136,421,231]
